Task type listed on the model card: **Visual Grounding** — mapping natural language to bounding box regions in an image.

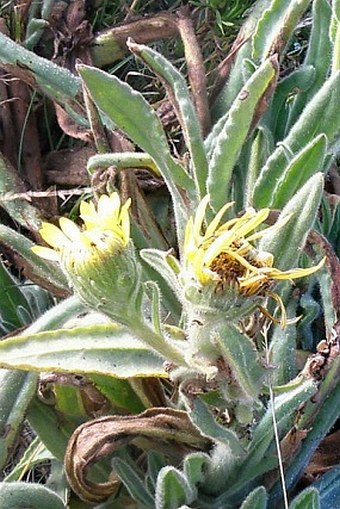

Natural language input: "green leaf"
[0,324,166,377]
[269,134,328,209]
[330,0,340,73]
[244,127,274,207]
[230,379,317,493]
[264,65,315,141]
[155,467,194,509]
[0,370,38,471]
[0,260,31,333]
[0,33,84,125]
[147,450,168,488]
[254,71,340,208]
[207,57,278,212]
[113,457,155,507]
[128,40,208,202]
[215,322,266,398]
[183,453,209,493]
[269,301,298,386]
[314,466,340,509]
[0,297,82,470]
[87,152,162,177]
[89,374,145,414]
[0,482,66,509]
[239,486,268,509]
[252,0,311,61]
[77,64,193,242]
[145,281,163,336]
[270,370,340,498]
[27,396,78,462]
[298,291,321,350]
[184,397,245,457]
[259,173,324,270]
[287,0,332,129]
[289,487,320,509]
[210,0,272,121]
[140,248,182,303]
[0,224,68,297]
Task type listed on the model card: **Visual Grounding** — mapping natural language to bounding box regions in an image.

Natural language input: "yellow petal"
[59,217,82,241]
[98,193,120,223]
[193,194,210,242]
[237,208,269,238]
[39,222,69,249]
[80,200,97,229]
[205,201,234,239]
[119,199,131,244]
[203,229,238,266]
[80,199,95,217]
[31,245,60,261]
[246,214,291,242]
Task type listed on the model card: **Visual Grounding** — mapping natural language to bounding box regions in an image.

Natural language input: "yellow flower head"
[32,192,131,263]
[32,192,140,326]
[182,195,324,325]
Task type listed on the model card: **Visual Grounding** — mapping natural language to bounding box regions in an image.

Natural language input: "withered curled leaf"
[64,407,210,503]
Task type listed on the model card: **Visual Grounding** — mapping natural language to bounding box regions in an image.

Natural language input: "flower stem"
[134,321,186,366]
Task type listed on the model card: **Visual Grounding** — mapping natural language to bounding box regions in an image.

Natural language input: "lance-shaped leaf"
[112,457,155,507]
[259,173,324,270]
[210,0,272,121]
[252,0,311,61]
[207,56,278,212]
[254,72,340,208]
[289,488,320,509]
[269,301,298,386]
[155,466,194,509]
[141,248,182,302]
[314,466,340,509]
[0,259,31,333]
[227,379,317,495]
[264,64,315,141]
[239,486,268,509]
[330,0,340,73]
[0,296,84,470]
[244,126,274,207]
[215,322,266,399]
[0,371,38,471]
[184,397,245,457]
[0,482,66,509]
[0,324,166,378]
[0,33,84,124]
[0,224,69,298]
[270,356,340,500]
[27,396,83,462]
[287,0,332,129]
[77,64,194,241]
[128,39,208,202]
[183,453,210,492]
[269,134,328,209]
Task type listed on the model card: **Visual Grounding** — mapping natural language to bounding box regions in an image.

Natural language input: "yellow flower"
[32,192,141,326]
[182,195,324,325]
[32,192,131,262]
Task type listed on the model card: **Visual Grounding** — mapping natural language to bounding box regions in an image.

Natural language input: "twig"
[176,6,211,137]
[0,187,92,202]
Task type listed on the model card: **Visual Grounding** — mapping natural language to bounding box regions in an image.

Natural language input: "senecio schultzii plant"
[0,1,339,508]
